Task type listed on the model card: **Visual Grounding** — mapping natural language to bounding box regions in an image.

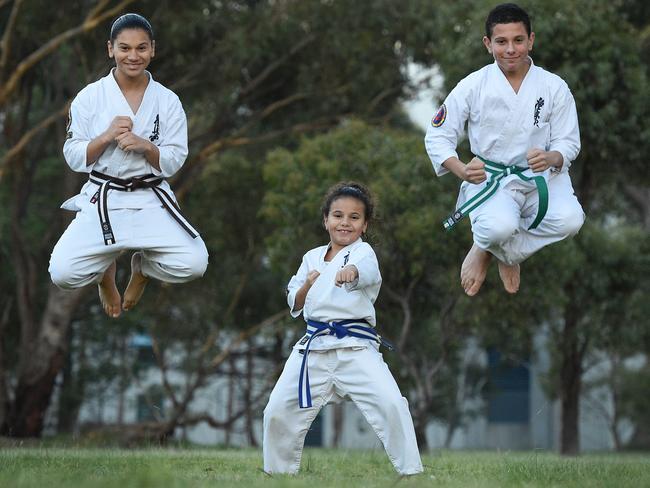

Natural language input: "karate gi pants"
[49,202,208,288]
[469,171,584,265]
[263,346,423,475]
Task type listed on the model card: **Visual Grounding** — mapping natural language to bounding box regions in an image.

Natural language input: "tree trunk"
[413,417,428,451]
[443,417,458,449]
[117,335,128,426]
[56,347,77,434]
[245,339,257,447]
[0,297,12,430]
[331,402,344,447]
[225,355,235,447]
[609,354,623,451]
[628,424,650,449]
[3,286,85,437]
[559,309,583,456]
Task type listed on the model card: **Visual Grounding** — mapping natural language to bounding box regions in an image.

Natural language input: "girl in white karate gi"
[424,3,584,296]
[49,14,208,318]
[263,182,423,476]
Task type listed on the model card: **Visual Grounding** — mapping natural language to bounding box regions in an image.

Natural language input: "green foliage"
[262,118,459,304]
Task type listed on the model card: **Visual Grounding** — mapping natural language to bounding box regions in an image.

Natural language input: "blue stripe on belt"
[298,319,394,408]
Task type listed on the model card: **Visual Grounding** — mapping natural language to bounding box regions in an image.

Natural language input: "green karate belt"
[442,156,549,232]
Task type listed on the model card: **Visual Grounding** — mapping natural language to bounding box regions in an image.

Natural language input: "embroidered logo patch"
[149,114,160,142]
[66,109,73,139]
[533,97,544,127]
[431,104,447,127]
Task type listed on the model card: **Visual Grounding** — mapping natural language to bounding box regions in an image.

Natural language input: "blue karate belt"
[298,319,395,408]
[88,170,199,245]
[442,156,549,232]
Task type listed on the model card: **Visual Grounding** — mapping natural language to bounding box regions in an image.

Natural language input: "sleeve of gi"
[344,243,382,292]
[548,82,580,173]
[423,78,472,177]
[154,94,189,178]
[62,88,94,173]
[286,254,309,318]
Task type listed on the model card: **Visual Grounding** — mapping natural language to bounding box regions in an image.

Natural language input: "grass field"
[1,447,649,487]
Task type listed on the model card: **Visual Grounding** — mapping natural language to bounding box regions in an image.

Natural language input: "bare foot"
[498,261,520,294]
[123,252,149,311]
[98,260,121,318]
[460,244,492,296]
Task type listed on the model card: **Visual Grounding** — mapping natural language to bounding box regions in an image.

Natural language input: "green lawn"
[1,448,649,487]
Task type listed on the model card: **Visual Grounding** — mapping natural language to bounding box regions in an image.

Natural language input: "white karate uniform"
[49,69,208,288]
[424,59,585,264]
[263,239,423,475]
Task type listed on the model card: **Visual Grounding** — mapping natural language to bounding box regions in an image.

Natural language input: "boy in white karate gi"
[263,182,423,476]
[424,3,584,296]
[49,14,208,317]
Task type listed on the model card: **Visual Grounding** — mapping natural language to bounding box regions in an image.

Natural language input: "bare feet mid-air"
[498,261,520,294]
[123,252,149,311]
[460,244,492,296]
[98,260,121,318]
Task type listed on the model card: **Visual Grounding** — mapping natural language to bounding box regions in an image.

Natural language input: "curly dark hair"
[321,181,374,222]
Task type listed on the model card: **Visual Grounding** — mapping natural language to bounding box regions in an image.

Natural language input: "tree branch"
[0,102,70,180]
[0,0,23,82]
[87,0,113,20]
[366,83,404,114]
[174,374,276,431]
[152,310,286,441]
[238,34,315,99]
[623,184,650,229]
[174,115,344,199]
[196,270,253,358]
[0,0,137,107]
[150,335,180,409]
[192,92,312,163]
[208,310,286,370]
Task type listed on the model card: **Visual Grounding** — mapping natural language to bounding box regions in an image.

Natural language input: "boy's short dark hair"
[485,3,531,39]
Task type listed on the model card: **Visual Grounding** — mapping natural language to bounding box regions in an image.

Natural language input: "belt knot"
[328,321,349,339]
[442,155,549,232]
[88,170,199,245]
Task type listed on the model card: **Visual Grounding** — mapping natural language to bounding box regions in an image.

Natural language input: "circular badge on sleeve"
[431,104,447,127]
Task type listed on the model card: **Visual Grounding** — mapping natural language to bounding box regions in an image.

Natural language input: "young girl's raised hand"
[335,265,358,287]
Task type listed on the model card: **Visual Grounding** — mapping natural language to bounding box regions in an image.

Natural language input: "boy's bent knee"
[473,216,518,246]
[560,209,585,237]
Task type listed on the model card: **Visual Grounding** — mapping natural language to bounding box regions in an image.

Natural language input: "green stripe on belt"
[442,156,549,232]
